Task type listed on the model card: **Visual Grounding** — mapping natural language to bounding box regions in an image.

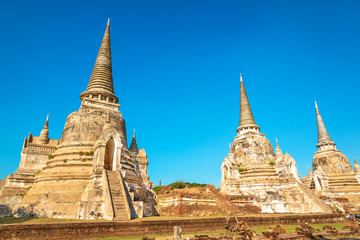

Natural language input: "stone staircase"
[106,170,130,220]
[296,181,332,213]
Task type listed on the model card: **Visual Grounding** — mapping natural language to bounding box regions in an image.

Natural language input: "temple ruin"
[311,101,360,210]
[1,19,360,218]
[219,75,331,213]
[0,19,156,220]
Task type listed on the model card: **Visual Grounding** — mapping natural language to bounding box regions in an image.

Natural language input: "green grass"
[0,216,108,225]
[249,223,345,235]
[0,217,30,224]
[153,181,208,193]
[0,215,227,225]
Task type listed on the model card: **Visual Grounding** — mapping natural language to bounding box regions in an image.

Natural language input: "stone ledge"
[0,214,344,240]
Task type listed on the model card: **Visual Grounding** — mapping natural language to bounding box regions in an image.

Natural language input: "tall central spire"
[80,19,118,103]
[314,101,337,152]
[315,101,333,144]
[237,74,260,133]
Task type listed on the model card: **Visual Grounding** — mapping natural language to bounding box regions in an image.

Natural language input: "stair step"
[106,170,130,220]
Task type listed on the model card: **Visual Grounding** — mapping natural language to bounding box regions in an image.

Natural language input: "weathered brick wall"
[0,214,343,240]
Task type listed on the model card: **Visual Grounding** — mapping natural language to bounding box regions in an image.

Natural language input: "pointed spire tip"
[354,156,359,167]
[237,74,259,130]
[315,100,333,144]
[44,114,49,128]
[130,128,138,152]
[80,18,117,103]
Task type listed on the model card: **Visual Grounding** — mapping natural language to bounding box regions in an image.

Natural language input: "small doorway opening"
[223,165,228,180]
[104,137,115,170]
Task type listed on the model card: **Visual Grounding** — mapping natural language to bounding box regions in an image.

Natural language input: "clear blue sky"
[1,0,360,187]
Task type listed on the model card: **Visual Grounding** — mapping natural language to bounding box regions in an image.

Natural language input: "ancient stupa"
[0,19,156,220]
[312,101,360,209]
[220,75,330,213]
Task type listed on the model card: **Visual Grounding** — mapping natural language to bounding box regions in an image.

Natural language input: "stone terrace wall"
[0,214,343,240]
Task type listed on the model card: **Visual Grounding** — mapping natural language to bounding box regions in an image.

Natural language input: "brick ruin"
[0,214,345,240]
[156,185,260,216]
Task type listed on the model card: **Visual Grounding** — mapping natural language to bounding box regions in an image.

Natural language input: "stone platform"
[0,214,344,239]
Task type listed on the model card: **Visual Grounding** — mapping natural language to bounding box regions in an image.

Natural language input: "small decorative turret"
[315,101,336,151]
[129,129,139,153]
[275,138,283,163]
[80,19,118,104]
[275,138,283,156]
[308,164,313,178]
[354,157,360,172]
[236,74,260,134]
[38,114,49,144]
[355,157,360,183]
[28,132,33,143]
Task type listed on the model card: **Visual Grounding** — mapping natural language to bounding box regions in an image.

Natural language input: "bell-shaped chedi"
[0,114,59,214]
[3,19,157,220]
[128,130,154,191]
[220,75,330,213]
[313,101,356,175]
[273,139,300,182]
[312,101,360,210]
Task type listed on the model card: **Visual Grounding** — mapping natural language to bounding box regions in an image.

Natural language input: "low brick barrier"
[0,214,343,239]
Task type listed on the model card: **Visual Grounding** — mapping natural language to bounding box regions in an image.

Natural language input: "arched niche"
[222,164,229,181]
[104,137,116,170]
